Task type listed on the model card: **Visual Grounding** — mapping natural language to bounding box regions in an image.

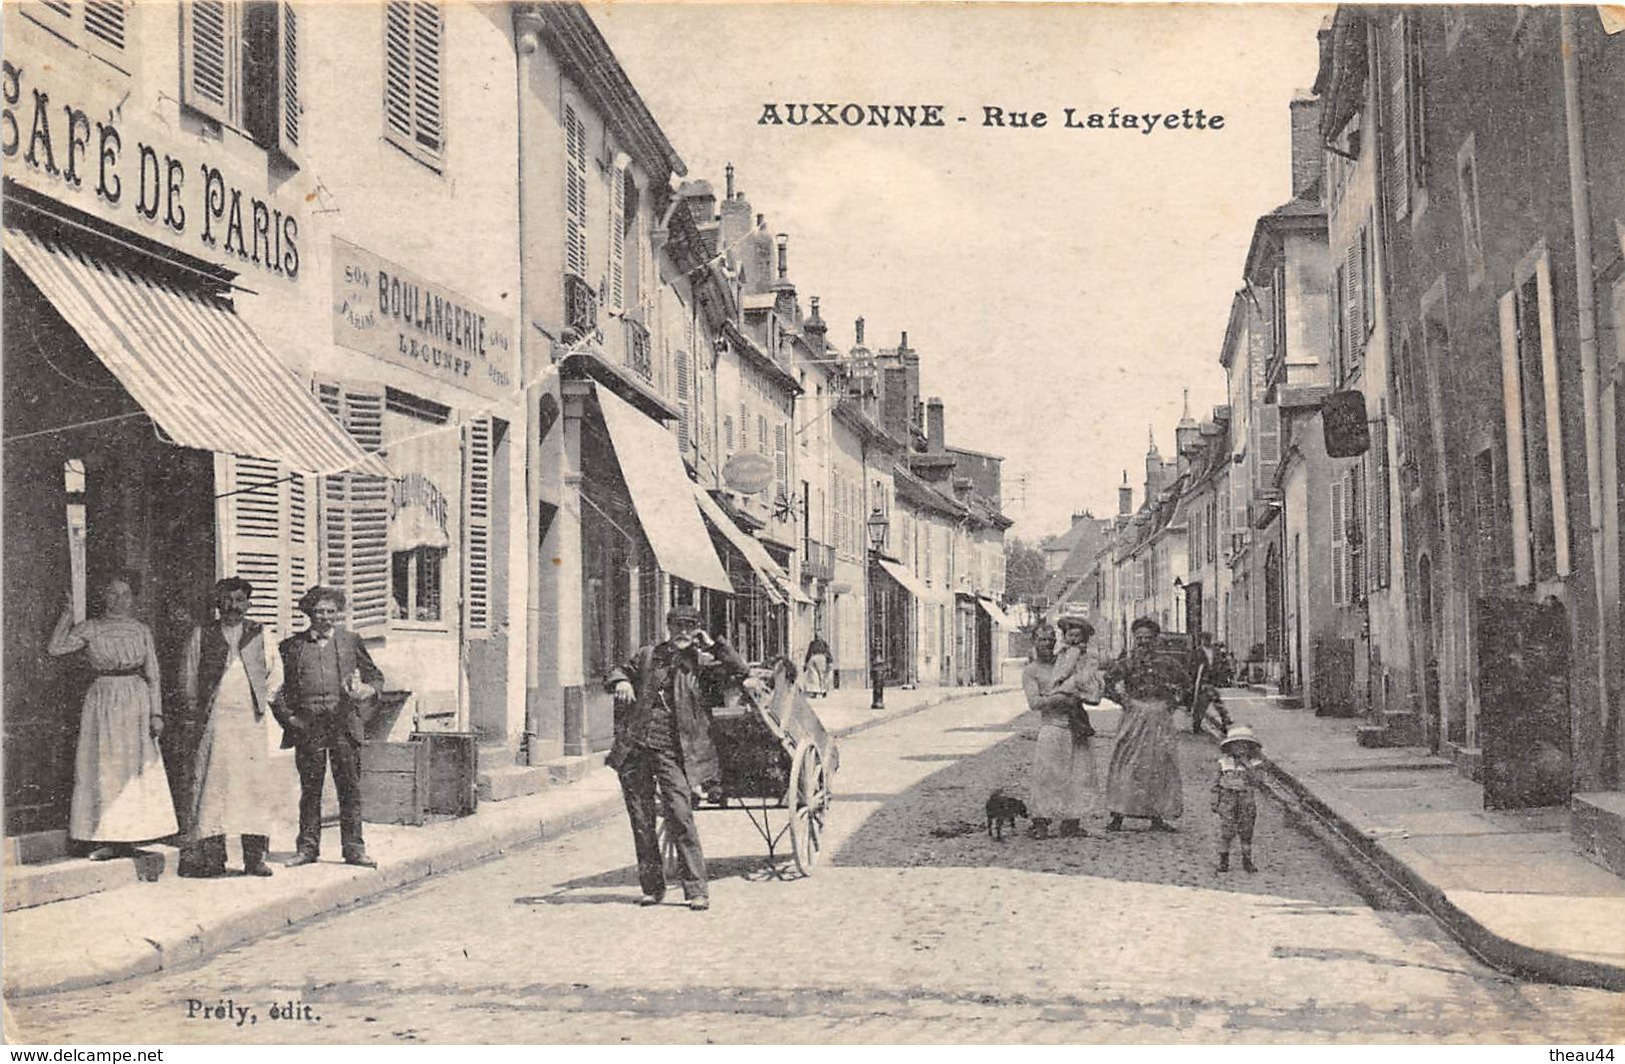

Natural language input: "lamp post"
[867,506,890,710]
[1172,576,1185,635]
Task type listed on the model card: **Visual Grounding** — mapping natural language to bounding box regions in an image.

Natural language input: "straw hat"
[1219,724,1261,752]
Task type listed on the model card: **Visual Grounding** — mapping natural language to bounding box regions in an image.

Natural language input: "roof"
[946,443,1004,462]
[741,292,778,312]
[1243,197,1328,283]
[893,463,968,518]
[721,320,802,396]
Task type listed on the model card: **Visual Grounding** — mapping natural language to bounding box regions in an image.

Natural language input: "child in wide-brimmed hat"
[1212,724,1265,873]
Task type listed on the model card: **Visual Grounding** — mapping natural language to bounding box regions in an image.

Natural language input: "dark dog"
[985,789,1029,840]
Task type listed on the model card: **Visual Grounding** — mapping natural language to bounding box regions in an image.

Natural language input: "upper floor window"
[383,0,443,169]
[563,102,589,278]
[182,1,301,165]
[21,0,131,74]
[1456,135,1486,287]
[1387,10,1428,221]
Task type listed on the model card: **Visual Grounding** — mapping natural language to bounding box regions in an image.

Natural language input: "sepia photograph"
[2,0,1623,1047]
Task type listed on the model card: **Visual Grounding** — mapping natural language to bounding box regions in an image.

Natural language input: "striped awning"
[693,484,786,606]
[4,227,389,477]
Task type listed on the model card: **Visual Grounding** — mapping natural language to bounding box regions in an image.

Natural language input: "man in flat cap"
[272,586,385,869]
[606,604,748,910]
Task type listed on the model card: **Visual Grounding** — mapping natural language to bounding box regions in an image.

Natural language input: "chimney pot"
[725,163,735,200]
[855,317,865,345]
[775,233,788,279]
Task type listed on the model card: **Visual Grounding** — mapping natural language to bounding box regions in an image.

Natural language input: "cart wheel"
[787,743,831,876]
[656,815,680,881]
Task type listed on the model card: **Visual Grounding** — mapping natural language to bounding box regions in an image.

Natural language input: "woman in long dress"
[48,571,179,859]
[1103,616,1188,833]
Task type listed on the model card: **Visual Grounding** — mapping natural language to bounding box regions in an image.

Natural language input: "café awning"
[977,595,1015,629]
[692,485,812,606]
[594,386,732,593]
[875,557,930,600]
[3,226,390,477]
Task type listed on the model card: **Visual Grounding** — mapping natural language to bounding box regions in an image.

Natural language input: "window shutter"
[675,350,691,453]
[84,1,128,56]
[723,415,734,454]
[463,415,494,635]
[757,414,768,454]
[1345,241,1362,360]
[1330,477,1346,605]
[1406,15,1426,187]
[288,470,312,631]
[1348,466,1366,597]
[775,423,788,496]
[564,105,589,278]
[220,453,287,632]
[1369,420,1390,591]
[1360,223,1375,338]
[1387,14,1410,221]
[383,1,442,163]
[609,161,626,312]
[1257,404,1281,484]
[276,2,301,162]
[316,381,390,632]
[183,0,235,125]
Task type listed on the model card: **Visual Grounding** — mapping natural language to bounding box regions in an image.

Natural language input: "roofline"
[721,320,803,396]
[946,444,1004,462]
[524,4,686,182]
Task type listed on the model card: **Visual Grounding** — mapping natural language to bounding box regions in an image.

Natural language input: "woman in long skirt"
[48,571,179,860]
[1103,617,1186,832]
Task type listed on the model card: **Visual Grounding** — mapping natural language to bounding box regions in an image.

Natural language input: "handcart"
[659,661,838,878]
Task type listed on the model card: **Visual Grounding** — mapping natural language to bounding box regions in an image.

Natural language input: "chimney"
[854,317,865,347]
[775,233,788,280]
[1176,388,1202,462]
[1145,428,1162,501]
[804,295,827,347]
[725,162,735,200]
[1290,91,1323,200]
[898,331,921,436]
[719,182,753,261]
[1118,470,1133,516]
[755,213,765,229]
[926,398,945,453]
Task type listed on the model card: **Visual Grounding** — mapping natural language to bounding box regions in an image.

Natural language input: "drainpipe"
[1559,6,1615,786]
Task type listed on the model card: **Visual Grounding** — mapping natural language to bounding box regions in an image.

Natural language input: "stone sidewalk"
[1220,689,1625,991]
[2,683,1011,999]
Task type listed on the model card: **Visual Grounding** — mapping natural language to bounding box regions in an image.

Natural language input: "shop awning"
[691,485,811,606]
[875,557,930,600]
[693,485,784,606]
[3,227,389,477]
[595,386,732,593]
[977,595,1015,629]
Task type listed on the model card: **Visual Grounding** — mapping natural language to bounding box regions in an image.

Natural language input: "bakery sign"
[332,239,516,402]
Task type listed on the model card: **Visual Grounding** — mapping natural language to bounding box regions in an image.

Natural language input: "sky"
[590,2,1334,544]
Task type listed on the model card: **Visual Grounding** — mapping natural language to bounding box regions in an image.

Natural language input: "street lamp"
[866,507,890,710]
[1172,576,1185,635]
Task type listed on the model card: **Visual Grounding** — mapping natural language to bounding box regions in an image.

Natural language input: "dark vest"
[196,620,270,716]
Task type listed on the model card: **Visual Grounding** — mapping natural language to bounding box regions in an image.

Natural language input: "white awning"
[692,485,785,606]
[595,387,732,593]
[977,596,1015,628]
[875,557,930,600]
[4,226,389,477]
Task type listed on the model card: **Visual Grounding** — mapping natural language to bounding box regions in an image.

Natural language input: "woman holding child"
[1021,618,1103,840]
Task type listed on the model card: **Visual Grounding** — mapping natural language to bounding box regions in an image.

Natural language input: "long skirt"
[70,675,179,842]
[1104,696,1183,820]
[189,662,282,839]
[1030,716,1098,820]
[803,654,830,696]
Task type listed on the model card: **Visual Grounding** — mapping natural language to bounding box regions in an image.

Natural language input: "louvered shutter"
[383,1,441,162]
[675,350,691,453]
[1330,477,1346,605]
[723,415,734,454]
[217,454,314,637]
[276,2,301,162]
[1349,466,1366,596]
[463,416,494,635]
[610,161,626,311]
[1257,404,1281,486]
[84,1,128,65]
[1360,224,1375,339]
[774,423,788,503]
[757,414,768,454]
[1388,14,1410,221]
[183,0,235,125]
[288,470,312,631]
[1369,421,1390,591]
[564,105,589,278]
[316,381,390,632]
[1345,241,1362,363]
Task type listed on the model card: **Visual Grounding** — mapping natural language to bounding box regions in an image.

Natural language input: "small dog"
[985,789,1029,840]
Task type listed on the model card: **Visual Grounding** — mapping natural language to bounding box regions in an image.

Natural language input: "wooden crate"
[359,740,430,825]
[412,731,479,817]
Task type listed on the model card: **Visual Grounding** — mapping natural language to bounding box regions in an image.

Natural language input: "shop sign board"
[331,238,516,402]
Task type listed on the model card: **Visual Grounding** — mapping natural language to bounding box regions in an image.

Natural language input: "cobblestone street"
[7,691,1622,1044]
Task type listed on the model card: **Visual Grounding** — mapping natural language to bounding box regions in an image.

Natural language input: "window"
[382,390,453,626]
[1271,264,1288,366]
[392,546,443,622]
[609,156,627,312]
[22,0,131,74]
[181,1,301,164]
[383,0,443,167]
[1332,264,1348,383]
[1499,257,1569,584]
[675,349,691,453]
[1457,136,1486,286]
[564,103,588,278]
[1342,223,1372,379]
[1331,476,1347,606]
[1387,11,1427,220]
[1472,446,1509,594]
[774,423,788,506]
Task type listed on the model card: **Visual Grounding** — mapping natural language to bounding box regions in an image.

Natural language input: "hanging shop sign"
[2,59,302,281]
[331,238,517,402]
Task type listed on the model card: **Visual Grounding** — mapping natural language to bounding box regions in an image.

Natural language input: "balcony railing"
[624,318,652,381]
[802,538,835,581]
[564,273,597,342]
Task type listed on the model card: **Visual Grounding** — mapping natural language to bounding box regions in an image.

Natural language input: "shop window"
[382,0,443,168]
[1499,258,1568,583]
[392,546,443,622]
[22,0,131,74]
[181,1,301,165]
[382,388,455,628]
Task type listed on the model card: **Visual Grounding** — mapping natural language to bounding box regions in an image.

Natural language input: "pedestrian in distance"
[47,570,179,860]
[1022,621,1103,840]
[1212,724,1264,873]
[175,578,284,878]
[1102,616,1187,833]
[802,631,833,698]
[273,586,385,869]
[606,604,749,911]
